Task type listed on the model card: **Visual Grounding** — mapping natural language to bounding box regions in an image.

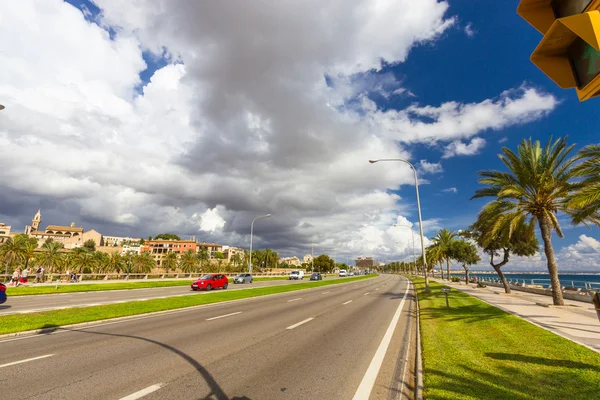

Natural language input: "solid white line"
[352,281,409,400]
[287,298,302,303]
[0,354,54,369]
[342,300,353,305]
[206,311,242,321]
[119,383,163,400]
[286,317,314,330]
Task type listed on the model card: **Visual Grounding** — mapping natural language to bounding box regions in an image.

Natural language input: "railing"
[0,272,291,283]
[477,276,600,291]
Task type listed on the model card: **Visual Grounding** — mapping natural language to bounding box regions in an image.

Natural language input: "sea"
[449,272,600,290]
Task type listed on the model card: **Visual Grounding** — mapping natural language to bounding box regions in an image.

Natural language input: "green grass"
[410,277,600,400]
[0,275,374,335]
[4,276,291,296]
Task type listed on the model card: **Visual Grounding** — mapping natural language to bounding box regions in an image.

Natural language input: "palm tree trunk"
[463,264,469,284]
[538,215,564,306]
[440,263,444,280]
[446,259,450,281]
[490,249,511,294]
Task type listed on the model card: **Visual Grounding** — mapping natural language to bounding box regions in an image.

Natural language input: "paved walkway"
[431,278,600,354]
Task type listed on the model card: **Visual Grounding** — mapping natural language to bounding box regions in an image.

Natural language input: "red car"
[0,282,6,304]
[191,274,229,291]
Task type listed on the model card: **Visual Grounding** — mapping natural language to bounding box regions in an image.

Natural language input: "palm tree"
[35,241,64,275]
[103,252,125,273]
[73,251,98,274]
[132,253,155,274]
[426,244,443,278]
[20,235,39,271]
[197,248,210,272]
[162,252,178,274]
[0,236,25,282]
[569,144,600,224]
[431,229,457,280]
[472,137,599,306]
[179,250,198,273]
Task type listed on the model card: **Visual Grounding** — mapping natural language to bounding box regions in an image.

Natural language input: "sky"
[0,0,599,271]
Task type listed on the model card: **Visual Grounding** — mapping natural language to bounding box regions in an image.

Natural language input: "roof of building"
[146,239,197,244]
[45,225,84,232]
[197,242,222,247]
[31,232,71,237]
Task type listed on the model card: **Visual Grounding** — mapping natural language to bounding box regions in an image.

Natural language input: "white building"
[121,244,142,255]
[303,254,313,263]
[104,236,142,247]
[280,256,301,266]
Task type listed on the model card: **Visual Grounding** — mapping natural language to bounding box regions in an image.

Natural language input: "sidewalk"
[430,278,600,354]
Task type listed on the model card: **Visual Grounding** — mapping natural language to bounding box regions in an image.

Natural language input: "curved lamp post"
[369,158,430,291]
[249,214,271,273]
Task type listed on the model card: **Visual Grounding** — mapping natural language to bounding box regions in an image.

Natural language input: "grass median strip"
[5,276,290,297]
[410,277,600,400]
[0,275,374,335]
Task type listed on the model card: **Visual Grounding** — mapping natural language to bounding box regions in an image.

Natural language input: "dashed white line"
[322,291,330,294]
[119,383,163,400]
[342,300,353,305]
[375,288,380,291]
[287,298,302,303]
[0,354,54,369]
[206,311,242,321]
[364,293,370,296]
[286,317,314,330]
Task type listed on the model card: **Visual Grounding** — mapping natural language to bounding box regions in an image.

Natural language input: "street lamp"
[0,105,5,110]
[394,224,417,274]
[249,214,271,273]
[369,158,430,291]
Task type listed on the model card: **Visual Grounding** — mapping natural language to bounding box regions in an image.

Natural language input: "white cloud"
[419,160,443,174]
[556,235,600,269]
[0,0,559,260]
[498,137,508,143]
[441,187,458,193]
[443,137,486,158]
[464,23,476,38]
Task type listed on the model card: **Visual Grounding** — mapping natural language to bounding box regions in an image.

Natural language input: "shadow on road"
[39,324,250,400]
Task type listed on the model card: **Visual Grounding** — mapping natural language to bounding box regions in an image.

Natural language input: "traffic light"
[518,0,600,101]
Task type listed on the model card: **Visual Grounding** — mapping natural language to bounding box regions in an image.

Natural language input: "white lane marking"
[322,291,330,294]
[287,298,302,303]
[205,311,242,321]
[0,354,54,369]
[375,288,379,291]
[286,317,314,330]
[119,383,163,400]
[352,281,409,400]
[342,300,353,305]
[364,293,370,296]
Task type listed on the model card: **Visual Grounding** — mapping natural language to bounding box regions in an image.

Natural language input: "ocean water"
[449,272,600,290]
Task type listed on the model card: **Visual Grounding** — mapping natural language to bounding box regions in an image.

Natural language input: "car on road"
[233,273,253,284]
[289,270,305,280]
[349,272,355,276]
[0,282,6,304]
[339,269,347,277]
[191,274,228,291]
[310,273,322,281]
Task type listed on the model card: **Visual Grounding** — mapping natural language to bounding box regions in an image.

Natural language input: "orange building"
[141,239,198,266]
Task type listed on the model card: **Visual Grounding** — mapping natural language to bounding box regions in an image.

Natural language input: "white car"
[289,270,305,280]
[349,272,355,276]
[339,269,347,277]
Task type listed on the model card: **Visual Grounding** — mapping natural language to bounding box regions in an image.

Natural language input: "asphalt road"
[0,278,339,315]
[0,275,414,400]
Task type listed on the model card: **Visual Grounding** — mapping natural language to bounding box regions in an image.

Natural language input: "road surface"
[0,275,415,400]
[0,278,342,315]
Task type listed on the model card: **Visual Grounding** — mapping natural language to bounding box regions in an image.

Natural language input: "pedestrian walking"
[20,267,30,285]
[35,266,44,283]
[11,268,21,287]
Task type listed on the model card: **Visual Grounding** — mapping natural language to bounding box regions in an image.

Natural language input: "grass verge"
[5,276,291,296]
[0,275,374,335]
[410,277,600,400]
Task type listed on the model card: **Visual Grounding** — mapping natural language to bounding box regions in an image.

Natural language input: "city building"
[104,236,142,247]
[303,254,313,263]
[355,257,376,269]
[280,256,301,266]
[121,244,142,255]
[0,223,12,244]
[23,210,104,249]
[197,242,223,259]
[222,246,245,263]
[141,239,198,266]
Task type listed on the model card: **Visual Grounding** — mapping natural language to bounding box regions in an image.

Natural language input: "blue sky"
[2,0,599,270]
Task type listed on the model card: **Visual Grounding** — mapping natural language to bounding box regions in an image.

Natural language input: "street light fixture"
[394,224,417,274]
[369,158,430,291]
[249,213,271,273]
[0,105,5,110]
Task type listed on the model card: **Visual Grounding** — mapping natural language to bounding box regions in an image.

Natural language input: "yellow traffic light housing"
[518,0,600,101]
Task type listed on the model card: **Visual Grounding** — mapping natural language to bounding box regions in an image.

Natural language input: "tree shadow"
[485,353,599,370]
[0,305,12,310]
[421,304,504,324]
[39,324,250,400]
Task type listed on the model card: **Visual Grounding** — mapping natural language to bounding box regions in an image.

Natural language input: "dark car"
[191,274,228,291]
[0,282,6,304]
[310,273,322,281]
[234,273,253,284]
